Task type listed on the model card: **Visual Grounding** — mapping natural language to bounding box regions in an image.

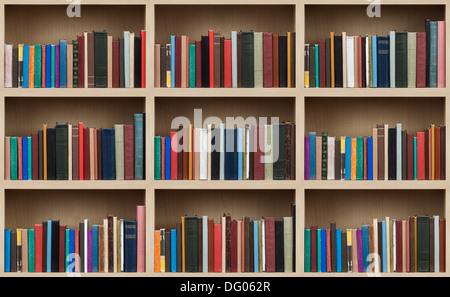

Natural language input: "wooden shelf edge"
[304,0,447,5]
[303,180,448,190]
[1,88,148,98]
[154,180,299,190]
[154,88,298,98]
[302,88,448,98]
[2,180,148,190]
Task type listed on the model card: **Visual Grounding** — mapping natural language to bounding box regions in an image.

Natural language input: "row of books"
[155,122,295,180]
[155,207,296,273]
[304,20,446,88]
[4,206,146,273]
[4,113,145,181]
[304,123,446,181]
[4,30,146,88]
[305,216,445,273]
[155,31,296,88]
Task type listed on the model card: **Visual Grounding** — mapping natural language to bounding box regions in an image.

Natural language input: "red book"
[437,21,446,88]
[326,229,331,272]
[18,137,22,180]
[224,39,232,88]
[231,220,237,272]
[358,36,362,88]
[75,229,80,272]
[170,132,178,180]
[263,32,273,88]
[363,137,367,180]
[195,40,202,88]
[34,224,43,272]
[435,126,441,180]
[396,220,402,272]
[272,34,279,87]
[77,35,85,88]
[124,124,135,180]
[112,41,120,88]
[59,225,66,272]
[241,221,245,272]
[83,127,90,180]
[161,136,165,180]
[32,133,39,180]
[208,219,214,273]
[439,218,445,272]
[406,219,410,272]
[428,128,432,179]
[319,41,326,87]
[253,125,264,180]
[141,30,146,88]
[214,224,222,272]
[407,133,414,180]
[42,45,46,87]
[310,225,317,272]
[78,122,84,180]
[209,30,214,88]
[182,126,189,180]
[264,217,275,272]
[416,32,426,88]
[175,35,181,88]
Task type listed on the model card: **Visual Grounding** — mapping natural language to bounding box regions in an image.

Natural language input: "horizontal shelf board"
[154,88,298,97]
[304,0,447,4]
[154,180,298,190]
[151,272,299,277]
[304,272,444,277]
[2,88,148,97]
[3,0,149,4]
[303,88,448,97]
[0,272,149,277]
[2,180,148,190]
[154,0,298,4]
[304,180,448,190]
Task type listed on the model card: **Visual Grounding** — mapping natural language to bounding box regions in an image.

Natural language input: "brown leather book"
[441,126,445,180]
[72,127,79,180]
[377,124,385,180]
[244,217,250,272]
[396,220,403,272]
[99,224,104,273]
[124,124,135,180]
[237,32,242,88]
[87,32,95,88]
[430,216,434,272]
[208,219,214,272]
[263,32,273,88]
[368,224,374,272]
[198,218,202,272]
[214,32,221,88]
[435,126,441,180]
[225,213,232,272]
[439,218,445,272]
[285,122,292,179]
[273,34,279,87]
[107,214,114,272]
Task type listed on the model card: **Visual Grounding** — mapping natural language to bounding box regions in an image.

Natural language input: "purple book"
[88,229,92,272]
[55,45,60,88]
[305,137,310,180]
[357,229,363,272]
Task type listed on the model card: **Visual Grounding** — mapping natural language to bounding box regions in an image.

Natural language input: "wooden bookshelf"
[0,0,448,278]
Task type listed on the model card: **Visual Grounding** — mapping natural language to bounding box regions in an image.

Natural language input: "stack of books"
[4,30,146,88]
[305,123,445,180]
[305,215,445,273]
[155,206,296,273]
[304,20,445,88]
[4,206,146,273]
[155,30,296,88]
[155,122,295,180]
[4,113,145,181]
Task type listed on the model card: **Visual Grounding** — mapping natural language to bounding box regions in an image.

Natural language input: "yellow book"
[160,229,166,273]
[331,32,335,88]
[414,216,418,272]
[305,44,309,88]
[43,123,47,180]
[29,45,35,88]
[258,219,262,272]
[431,124,435,180]
[287,32,291,88]
[189,125,193,180]
[154,230,160,272]
[182,216,186,272]
[351,138,357,180]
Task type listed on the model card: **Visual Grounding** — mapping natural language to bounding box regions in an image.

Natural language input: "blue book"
[377,36,390,88]
[171,229,177,272]
[45,45,51,88]
[165,136,171,180]
[22,137,28,180]
[429,21,438,87]
[69,229,75,272]
[92,225,99,272]
[47,220,52,272]
[189,44,196,88]
[372,35,378,87]
[367,137,373,180]
[124,220,137,272]
[362,225,369,272]
[253,220,259,272]
[28,137,32,180]
[171,35,176,88]
[315,44,319,87]
[309,132,316,180]
[336,230,342,272]
[59,40,67,88]
[321,229,326,272]
[237,128,243,180]
[23,45,29,88]
[101,128,116,180]
[317,229,321,272]
[414,137,417,180]
[382,220,387,272]
[134,114,144,180]
[4,229,11,272]
[51,45,56,88]
[225,129,238,180]
[345,137,351,180]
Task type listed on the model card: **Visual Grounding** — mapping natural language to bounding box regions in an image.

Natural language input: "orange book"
[351,138,357,180]
[154,230,161,272]
[29,45,35,88]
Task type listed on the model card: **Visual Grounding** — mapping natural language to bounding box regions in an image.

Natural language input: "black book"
[184,216,198,272]
[134,36,142,88]
[330,222,336,272]
[309,45,316,88]
[291,204,296,272]
[119,38,125,88]
[211,128,220,180]
[47,128,56,180]
[325,38,331,87]
[201,35,210,88]
[334,35,343,87]
[225,129,238,180]
[278,35,287,87]
[275,220,284,272]
[160,46,166,88]
[42,221,47,272]
[341,230,347,272]
[388,128,396,180]
[176,222,182,272]
[417,216,430,272]
[10,231,17,272]
[93,31,107,88]
[12,47,18,88]
[241,31,254,88]
[378,221,383,272]
[402,130,407,180]
[166,229,171,272]
[55,124,68,180]
[361,36,366,88]
[38,130,43,180]
[335,138,341,180]
[290,32,296,88]
[409,217,415,271]
[51,220,60,272]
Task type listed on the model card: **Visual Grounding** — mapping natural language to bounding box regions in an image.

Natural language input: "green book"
[11,137,18,180]
[429,21,438,88]
[51,44,56,88]
[73,40,79,88]
[55,124,68,180]
[304,229,311,272]
[322,132,327,180]
[65,229,70,272]
[317,229,321,271]
[185,216,198,272]
[264,125,273,180]
[395,31,408,88]
[356,137,363,180]
[154,136,161,180]
[115,124,125,180]
[283,216,294,273]
[28,229,35,272]
[273,123,285,180]
[34,44,41,88]
[254,32,263,88]
[417,216,430,272]
[94,31,108,88]
[414,137,417,180]
[27,136,32,180]
[241,31,254,88]
[189,44,196,88]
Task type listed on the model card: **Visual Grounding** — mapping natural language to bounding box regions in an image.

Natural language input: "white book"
[365,35,370,87]
[327,136,335,180]
[254,32,263,88]
[219,123,225,180]
[130,32,135,88]
[372,128,378,180]
[389,31,396,88]
[113,216,117,273]
[407,32,417,88]
[200,128,207,180]
[396,123,402,180]
[84,219,88,273]
[384,124,388,180]
[4,45,13,87]
[68,124,72,180]
[203,216,208,272]
[434,215,440,272]
[342,32,347,88]
[346,36,355,88]
[262,219,266,272]
[124,31,130,88]
[231,31,238,88]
